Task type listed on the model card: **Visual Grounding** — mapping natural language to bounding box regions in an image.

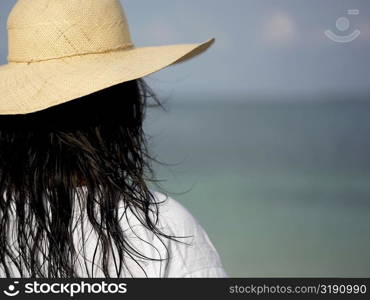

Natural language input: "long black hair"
[0,79,177,278]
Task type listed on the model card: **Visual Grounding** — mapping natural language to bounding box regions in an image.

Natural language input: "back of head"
[0,79,172,278]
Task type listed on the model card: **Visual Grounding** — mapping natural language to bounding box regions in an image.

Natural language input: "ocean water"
[144,96,370,277]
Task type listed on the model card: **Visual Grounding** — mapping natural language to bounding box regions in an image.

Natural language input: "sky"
[0,0,370,99]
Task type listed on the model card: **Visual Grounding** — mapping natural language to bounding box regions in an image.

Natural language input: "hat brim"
[0,38,215,115]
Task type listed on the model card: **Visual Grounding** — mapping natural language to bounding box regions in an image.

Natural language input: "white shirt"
[2,190,227,278]
[135,190,228,277]
[74,190,227,278]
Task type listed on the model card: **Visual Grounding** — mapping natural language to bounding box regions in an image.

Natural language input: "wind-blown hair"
[0,79,176,278]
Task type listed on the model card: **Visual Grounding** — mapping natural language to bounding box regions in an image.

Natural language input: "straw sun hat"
[0,0,215,115]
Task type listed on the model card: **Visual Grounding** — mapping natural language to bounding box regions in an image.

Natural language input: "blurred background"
[1,0,370,277]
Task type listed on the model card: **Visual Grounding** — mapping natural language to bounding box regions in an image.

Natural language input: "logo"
[325,9,361,43]
[1,280,128,297]
[3,281,20,297]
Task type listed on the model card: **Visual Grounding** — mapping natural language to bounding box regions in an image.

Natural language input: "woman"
[0,0,226,278]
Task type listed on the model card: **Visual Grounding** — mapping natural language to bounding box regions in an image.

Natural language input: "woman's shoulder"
[117,190,227,277]
[147,190,228,277]
[149,190,201,234]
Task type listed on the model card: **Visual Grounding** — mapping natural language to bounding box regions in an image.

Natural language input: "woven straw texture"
[0,0,215,114]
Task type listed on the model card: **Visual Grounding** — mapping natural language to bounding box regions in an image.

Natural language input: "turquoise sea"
[144,95,370,277]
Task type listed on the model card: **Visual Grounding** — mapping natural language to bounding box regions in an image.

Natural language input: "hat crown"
[7,0,133,63]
